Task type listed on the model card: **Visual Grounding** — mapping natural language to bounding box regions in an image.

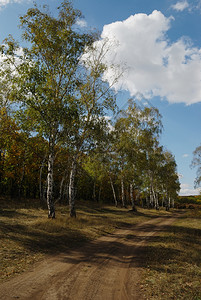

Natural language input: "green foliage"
[0,1,179,212]
[177,195,201,205]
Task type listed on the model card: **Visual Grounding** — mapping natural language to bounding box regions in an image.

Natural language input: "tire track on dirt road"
[0,214,177,300]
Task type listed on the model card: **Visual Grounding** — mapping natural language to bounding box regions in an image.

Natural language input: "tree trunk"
[98,184,102,202]
[54,173,66,205]
[93,180,96,201]
[69,158,77,217]
[130,183,137,211]
[0,150,5,194]
[152,187,157,209]
[39,156,46,202]
[109,174,117,207]
[47,136,55,219]
[150,188,153,208]
[43,177,47,202]
[18,148,27,199]
[155,192,159,210]
[18,160,25,199]
[172,198,174,208]
[165,193,170,211]
[162,193,165,207]
[59,175,65,203]
[64,183,69,202]
[168,195,171,209]
[146,194,150,208]
[121,176,126,208]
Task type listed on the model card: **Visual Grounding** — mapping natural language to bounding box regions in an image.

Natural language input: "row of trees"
[0,1,180,217]
[0,100,180,214]
[83,100,180,210]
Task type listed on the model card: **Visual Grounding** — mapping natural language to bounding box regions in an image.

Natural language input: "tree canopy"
[0,0,180,216]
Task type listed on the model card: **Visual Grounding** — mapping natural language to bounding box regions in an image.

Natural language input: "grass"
[1,198,200,300]
[0,199,155,282]
[141,209,201,300]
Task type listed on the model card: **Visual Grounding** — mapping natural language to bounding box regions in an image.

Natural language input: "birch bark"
[47,136,55,218]
[69,158,77,217]
[109,174,117,207]
[121,176,126,208]
[130,183,137,211]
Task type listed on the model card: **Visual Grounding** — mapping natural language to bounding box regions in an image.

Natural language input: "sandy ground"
[0,215,176,300]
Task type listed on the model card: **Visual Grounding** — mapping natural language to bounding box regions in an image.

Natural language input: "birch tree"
[0,1,95,218]
[191,144,201,189]
[113,102,162,209]
[63,39,119,217]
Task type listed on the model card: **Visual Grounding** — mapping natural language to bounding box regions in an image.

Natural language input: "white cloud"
[179,183,200,196]
[171,1,189,11]
[98,10,201,105]
[182,154,189,158]
[76,18,87,28]
[0,0,24,9]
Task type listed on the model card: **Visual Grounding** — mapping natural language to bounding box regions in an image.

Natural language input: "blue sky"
[0,0,201,195]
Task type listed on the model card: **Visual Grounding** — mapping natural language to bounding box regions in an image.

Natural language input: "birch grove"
[0,1,180,216]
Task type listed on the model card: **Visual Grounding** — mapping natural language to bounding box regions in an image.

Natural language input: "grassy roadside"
[0,199,159,282]
[1,199,200,300]
[141,209,201,300]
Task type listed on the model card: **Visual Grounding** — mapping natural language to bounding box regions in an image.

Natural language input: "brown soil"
[0,215,176,300]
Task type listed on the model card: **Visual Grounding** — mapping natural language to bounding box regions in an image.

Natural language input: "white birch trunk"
[165,193,170,211]
[109,175,117,207]
[59,175,65,202]
[54,173,66,205]
[69,159,77,217]
[130,183,136,211]
[162,193,165,207]
[168,196,171,209]
[155,192,159,210]
[65,183,69,201]
[152,187,157,208]
[150,188,153,208]
[47,136,55,218]
[146,194,150,208]
[121,176,126,208]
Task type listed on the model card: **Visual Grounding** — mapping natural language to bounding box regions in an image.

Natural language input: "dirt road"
[0,215,176,300]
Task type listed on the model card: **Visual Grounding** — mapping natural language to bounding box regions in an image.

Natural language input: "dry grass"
[0,199,153,282]
[141,209,201,300]
[2,199,200,300]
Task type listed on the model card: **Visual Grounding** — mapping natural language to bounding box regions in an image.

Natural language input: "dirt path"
[0,214,177,300]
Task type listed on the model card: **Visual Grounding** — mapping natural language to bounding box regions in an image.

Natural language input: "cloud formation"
[180,183,200,196]
[171,1,189,11]
[99,10,201,105]
[0,0,24,9]
[182,154,189,158]
[76,18,87,28]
